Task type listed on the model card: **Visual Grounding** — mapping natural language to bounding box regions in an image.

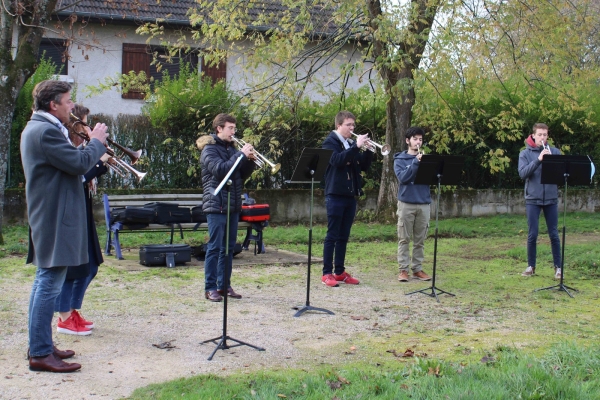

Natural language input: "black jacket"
[65,160,109,280]
[322,131,373,197]
[197,134,255,214]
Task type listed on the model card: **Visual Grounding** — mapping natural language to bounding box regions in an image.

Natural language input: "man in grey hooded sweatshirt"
[393,126,432,282]
[518,122,562,279]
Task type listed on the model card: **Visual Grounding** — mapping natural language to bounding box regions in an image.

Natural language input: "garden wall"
[6,188,599,225]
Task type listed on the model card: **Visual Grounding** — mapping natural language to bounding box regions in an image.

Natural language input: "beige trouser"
[397,201,430,273]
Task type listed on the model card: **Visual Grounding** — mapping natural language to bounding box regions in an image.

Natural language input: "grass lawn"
[1,212,599,398]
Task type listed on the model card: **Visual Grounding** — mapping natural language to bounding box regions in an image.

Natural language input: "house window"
[201,57,227,84]
[38,39,69,75]
[122,44,224,99]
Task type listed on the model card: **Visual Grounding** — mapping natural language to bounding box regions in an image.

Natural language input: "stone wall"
[6,188,599,225]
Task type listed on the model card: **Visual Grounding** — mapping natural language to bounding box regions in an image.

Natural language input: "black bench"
[103,193,266,260]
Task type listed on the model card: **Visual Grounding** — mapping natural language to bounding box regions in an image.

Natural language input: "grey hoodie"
[518,135,561,205]
[393,151,431,204]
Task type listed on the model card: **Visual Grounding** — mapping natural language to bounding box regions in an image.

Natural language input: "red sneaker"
[72,310,94,329]
[321,274,339,287]
[334,271,360,285]
[57,314,92,336]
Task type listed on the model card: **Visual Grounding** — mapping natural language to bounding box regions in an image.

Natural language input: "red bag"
[240,204,270,222]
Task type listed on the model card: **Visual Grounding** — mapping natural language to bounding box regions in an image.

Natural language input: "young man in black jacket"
[197,113,255,301]
[321,111,373,287]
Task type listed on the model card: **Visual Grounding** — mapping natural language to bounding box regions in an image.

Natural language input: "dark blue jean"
[526,203,561,268]
[205,213,239,291]
[54,261,99,312]
[323,195,357,275]
[29,266,67,357]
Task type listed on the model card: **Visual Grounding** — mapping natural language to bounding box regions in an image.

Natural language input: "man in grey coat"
[21,80,108,372]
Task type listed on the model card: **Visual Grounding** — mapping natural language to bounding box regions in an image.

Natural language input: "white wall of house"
[45,22,374,116]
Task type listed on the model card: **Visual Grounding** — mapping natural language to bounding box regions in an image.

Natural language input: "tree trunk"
[376,69,416,220]
[0,1,58,243]
[366,0,439,218]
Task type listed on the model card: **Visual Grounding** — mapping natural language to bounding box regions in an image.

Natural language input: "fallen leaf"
[337,375,350,384]
[327,380,342,389]
[480,356,495,363]
[277,394,287,398]
[351,316,368,320]
[402,349,415,357]
[152,340,177,350]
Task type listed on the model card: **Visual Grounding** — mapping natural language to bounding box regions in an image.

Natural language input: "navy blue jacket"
[518,135,561,205]
[322,131,373,197]
[197,134,255,214]
[393,151,431,204]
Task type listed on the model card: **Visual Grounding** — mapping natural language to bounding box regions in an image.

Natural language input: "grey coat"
[21,114,106,268]
[518,137,561,205]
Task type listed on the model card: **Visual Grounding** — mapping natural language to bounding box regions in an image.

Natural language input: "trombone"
[69,113,147,182]
[232,136,281,175]
[351,132,391,156]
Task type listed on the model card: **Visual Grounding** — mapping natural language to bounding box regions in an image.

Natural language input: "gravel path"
[0,247,489,399]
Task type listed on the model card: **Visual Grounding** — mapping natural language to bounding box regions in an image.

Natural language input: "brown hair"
[532,123,549,133]
[212,113,236,130]
[335,111,356,128]
[67,104,90,146]
[32,80,72,112]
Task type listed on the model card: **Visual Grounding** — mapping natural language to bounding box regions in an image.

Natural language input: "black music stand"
[200,155,265,360]
[534,155,593,298]
[406,155,465,302]
[285,148,335,317]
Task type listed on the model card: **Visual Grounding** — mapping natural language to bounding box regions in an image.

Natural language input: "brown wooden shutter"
[201,57,227,84]
[122,43,150,99]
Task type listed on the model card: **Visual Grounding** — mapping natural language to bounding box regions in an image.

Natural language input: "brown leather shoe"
[217,287,242,299]
[205,290,222,302]
[29,353,81,373]
[413,270,432,281]
[27,345,75,360]
[398,270,409,282]
[52,346,75,359]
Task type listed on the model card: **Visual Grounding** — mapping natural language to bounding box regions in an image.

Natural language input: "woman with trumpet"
[196,113,256,302]
[54,104,109,335]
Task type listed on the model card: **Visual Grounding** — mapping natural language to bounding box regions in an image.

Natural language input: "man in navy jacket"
[393,126,432,282]
[321,111,373,287]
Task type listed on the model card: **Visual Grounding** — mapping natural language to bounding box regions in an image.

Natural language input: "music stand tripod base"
[534,283,576,298]
[200,332,266,361]
[292,305,335,318]
[405,285,455,303]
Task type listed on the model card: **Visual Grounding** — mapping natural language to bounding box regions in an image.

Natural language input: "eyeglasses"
[343,123,355,127]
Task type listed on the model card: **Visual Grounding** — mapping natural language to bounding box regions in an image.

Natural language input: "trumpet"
[351,132,391,156]
[543,141,551,152]
[233,136,281,175]
[69,113,147,182]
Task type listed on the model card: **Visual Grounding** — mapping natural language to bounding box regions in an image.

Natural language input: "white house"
[43,0,372,116]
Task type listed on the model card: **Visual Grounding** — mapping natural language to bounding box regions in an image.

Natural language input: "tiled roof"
[54,1,336,34]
